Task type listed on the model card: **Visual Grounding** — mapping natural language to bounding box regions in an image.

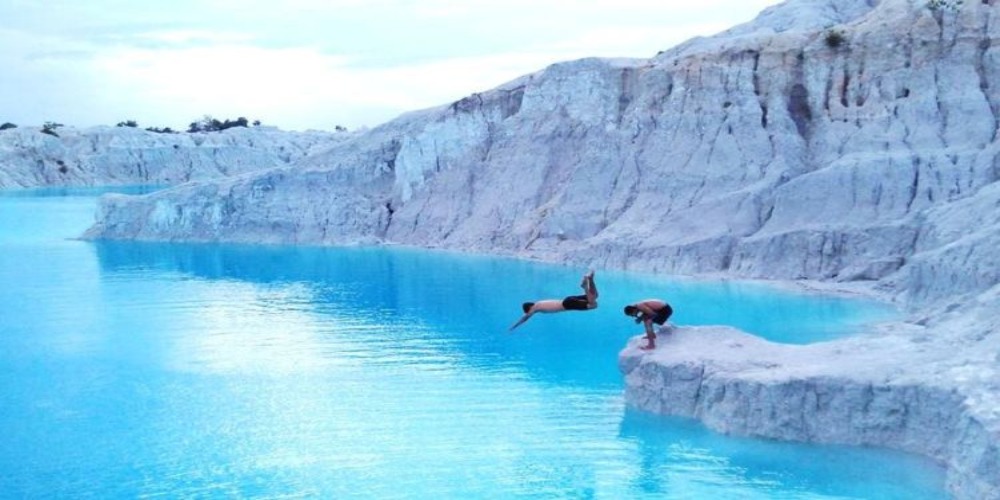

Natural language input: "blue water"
[0,188,946,498]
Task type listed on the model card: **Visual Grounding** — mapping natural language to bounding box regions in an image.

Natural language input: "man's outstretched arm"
[509,312,533,331]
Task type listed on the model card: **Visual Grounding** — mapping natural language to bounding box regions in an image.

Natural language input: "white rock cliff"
[0,125,344,188]
[7,0,998,497]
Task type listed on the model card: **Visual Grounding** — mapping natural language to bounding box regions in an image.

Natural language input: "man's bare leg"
[641,333,656,350]
[583,270,598,307]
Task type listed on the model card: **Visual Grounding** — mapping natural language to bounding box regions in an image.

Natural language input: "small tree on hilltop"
[40,121,63,137]
[195,115,223,132]
[187,115,252,133]
[116,120,139,128]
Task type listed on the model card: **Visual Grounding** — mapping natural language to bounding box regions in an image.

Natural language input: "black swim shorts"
[651,304,673,325]
[562,295,590,311]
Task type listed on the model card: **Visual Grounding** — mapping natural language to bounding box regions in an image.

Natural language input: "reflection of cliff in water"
[92,240,895,390]
[92,240,633,390]
[616,409,944,499]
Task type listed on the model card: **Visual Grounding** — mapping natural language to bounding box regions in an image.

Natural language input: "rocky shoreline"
[619,325,999,499]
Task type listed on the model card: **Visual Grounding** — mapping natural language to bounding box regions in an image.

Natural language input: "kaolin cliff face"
[78,0,999,498]
[0,126,342,189]
[86,0,999,308]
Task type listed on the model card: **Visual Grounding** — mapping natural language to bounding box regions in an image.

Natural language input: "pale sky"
[0,0,783,132]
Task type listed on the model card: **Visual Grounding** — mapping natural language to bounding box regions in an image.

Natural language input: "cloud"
[84,42,562,130]
[0,1,785,130]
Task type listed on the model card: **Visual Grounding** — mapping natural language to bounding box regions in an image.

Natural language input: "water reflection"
[618,410,945,499]
[92,240,895,389]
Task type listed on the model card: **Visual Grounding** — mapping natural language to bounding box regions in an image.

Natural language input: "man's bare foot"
[640,344,656,350]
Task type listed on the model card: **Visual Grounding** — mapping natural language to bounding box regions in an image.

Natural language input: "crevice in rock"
[783,49,812,142]
[788,83,812,140]
[751,50,768,129]
[382,139,402,173]
[449,93,484,115]
[409,196,428,235]
[602,153,639,227]
[854,60,867,107]
[906,157,921,213]
[975,31,998,137]
[618,68,638,126]
[757,199,775,232]
[933,64,947,146]
[384,200,395,226]
[500,86,525,120]
[840,70,851,108]
[719,240,734,271]
[823,69,833,113]
[480,125,494,162]
[706,122,724,166]
[692,363,707,407]
[689,177,708,208]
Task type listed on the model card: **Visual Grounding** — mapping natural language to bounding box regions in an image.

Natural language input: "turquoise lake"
[0,188,946,498]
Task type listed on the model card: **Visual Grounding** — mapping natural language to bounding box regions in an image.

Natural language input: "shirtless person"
[509,271,599,331]
[623,299,673,350]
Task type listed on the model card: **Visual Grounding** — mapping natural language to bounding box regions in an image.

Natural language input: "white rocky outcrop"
[0,125,345,188]
[619,323,1000,499]
[51,0,1000,497]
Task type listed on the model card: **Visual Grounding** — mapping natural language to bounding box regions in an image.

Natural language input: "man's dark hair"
[522,302,534,313]
[623,305,639,316]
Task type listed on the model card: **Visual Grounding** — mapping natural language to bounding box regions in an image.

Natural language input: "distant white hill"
[0,125,346,188]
